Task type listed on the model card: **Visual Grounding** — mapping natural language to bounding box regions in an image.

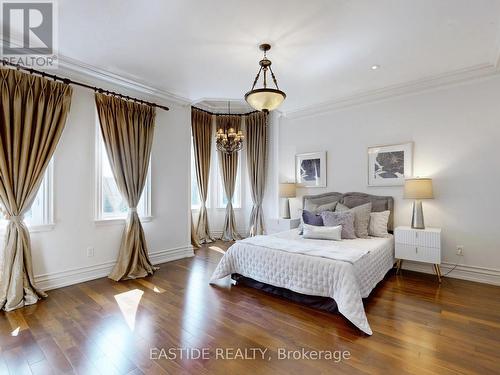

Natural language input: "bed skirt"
[231,273,338,313]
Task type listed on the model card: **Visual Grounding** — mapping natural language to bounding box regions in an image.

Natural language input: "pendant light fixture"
[215,101,244,154]
[244,43,286,113]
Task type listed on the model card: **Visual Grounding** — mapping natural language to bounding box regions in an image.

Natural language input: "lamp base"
[411,200,425,229]
[280,198,291,219]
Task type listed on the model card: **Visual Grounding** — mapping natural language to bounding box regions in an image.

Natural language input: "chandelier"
[245,43,286,112]
[215,102,244,154]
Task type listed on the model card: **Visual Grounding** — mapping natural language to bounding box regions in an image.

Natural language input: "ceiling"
[53,0,500,112]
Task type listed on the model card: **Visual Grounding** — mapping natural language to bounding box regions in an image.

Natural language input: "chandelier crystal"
[245,43,286,112]
[215,102,244,154]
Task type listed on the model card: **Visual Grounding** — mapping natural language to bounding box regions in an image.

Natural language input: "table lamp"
[279,183,296,219]
[404,178,434,229]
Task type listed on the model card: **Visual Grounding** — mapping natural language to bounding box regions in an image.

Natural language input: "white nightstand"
[394,226,442,282]
[266,218,300,234]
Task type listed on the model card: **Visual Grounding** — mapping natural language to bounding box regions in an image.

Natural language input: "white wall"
[276,76,500,281]
[28,85,192,290]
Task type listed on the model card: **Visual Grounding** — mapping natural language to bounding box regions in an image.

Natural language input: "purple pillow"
[320,211,356,239]
[302,210,324,226]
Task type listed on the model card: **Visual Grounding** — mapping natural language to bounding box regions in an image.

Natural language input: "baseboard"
[35,245,194,291]
[401,261,500,286]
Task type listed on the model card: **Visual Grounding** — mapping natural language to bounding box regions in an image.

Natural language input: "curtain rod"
[0,59,169,111]
[192,106,259,117]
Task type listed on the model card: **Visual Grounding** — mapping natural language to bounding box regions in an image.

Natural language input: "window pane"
[101,146,148,218]
[98,124,149,219]
[24,187,44,225]
[217,155,241,209]
[0,168,50,227]
[101,149,128,217]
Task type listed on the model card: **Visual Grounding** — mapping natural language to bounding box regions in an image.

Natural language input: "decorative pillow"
[303,224,342,241]
[310,201,338,213]
[368,210,391,237]
[335,202,372,238]
[320,211,356,239]
[302,210,324,226]
[298,210,322,234]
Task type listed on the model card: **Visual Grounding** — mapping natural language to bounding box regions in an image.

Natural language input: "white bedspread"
[210,230,394,335]
[237,235,370,263]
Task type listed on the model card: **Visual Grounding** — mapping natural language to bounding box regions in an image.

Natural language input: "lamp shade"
[245,88,286,112]
[404,178,434,199]
[279,183,296,198]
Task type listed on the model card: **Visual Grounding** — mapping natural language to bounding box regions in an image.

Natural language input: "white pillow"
[302,224,342,241]
[368,211,391,237]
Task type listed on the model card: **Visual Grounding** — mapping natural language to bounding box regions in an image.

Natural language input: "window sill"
[94,216,153,226]
[29,223,56,233]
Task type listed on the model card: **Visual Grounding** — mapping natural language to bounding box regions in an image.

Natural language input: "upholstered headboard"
[302,192,394,232]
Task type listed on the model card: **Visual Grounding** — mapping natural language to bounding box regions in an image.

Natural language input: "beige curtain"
[217,115,242,241]
[191,108,214,243]
[190,211,201,248]
[0,68,72,311]
[246,112,268,236]
[95,93,157,281]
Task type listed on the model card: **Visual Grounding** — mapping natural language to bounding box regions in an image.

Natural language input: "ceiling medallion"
[244,43,286,113]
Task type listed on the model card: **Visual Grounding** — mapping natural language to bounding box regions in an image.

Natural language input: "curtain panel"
[0,68,72,311]
[191,108,215,243]
[216,115,242,241]
[95,93,157,281]
[190,211,201,248]
[245,112,268,236]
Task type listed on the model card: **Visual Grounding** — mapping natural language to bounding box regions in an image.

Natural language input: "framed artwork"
[295,151,327,187]
[368,142,413,186]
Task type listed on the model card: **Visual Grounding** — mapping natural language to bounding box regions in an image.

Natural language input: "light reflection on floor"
[114,289,144,331]
[11,326,20,336]
[208,246,226,254]
[181,260,219,347]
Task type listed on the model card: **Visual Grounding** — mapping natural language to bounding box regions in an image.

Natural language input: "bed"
[210,192,395,335]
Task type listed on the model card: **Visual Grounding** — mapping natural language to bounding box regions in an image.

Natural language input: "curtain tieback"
[6,214,24,222]
[128,207,137,213]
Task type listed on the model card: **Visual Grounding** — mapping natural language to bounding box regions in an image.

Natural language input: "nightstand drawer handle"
[415,247,418,253]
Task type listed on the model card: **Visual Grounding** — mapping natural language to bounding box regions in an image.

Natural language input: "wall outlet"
[86,247,95,257]
[456,245,464,256]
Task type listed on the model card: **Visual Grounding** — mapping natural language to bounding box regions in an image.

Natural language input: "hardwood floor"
[1,241,500,374]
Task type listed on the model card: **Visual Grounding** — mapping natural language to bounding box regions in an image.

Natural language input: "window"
[216,153,241,209]
[95,122,151,221]
[0,163,53,229]
[190,139,242,210]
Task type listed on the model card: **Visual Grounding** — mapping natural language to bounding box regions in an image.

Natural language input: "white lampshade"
[404,178,434,199]
[279,183,296,198]
[245,88,286,112]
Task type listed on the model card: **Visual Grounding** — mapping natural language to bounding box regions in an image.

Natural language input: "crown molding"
[56,55,190,106]
[192,97,284,117]
[493,20,500,71]
[192,97,254,113]
[284,63,500,119]
[495,41,500,71]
